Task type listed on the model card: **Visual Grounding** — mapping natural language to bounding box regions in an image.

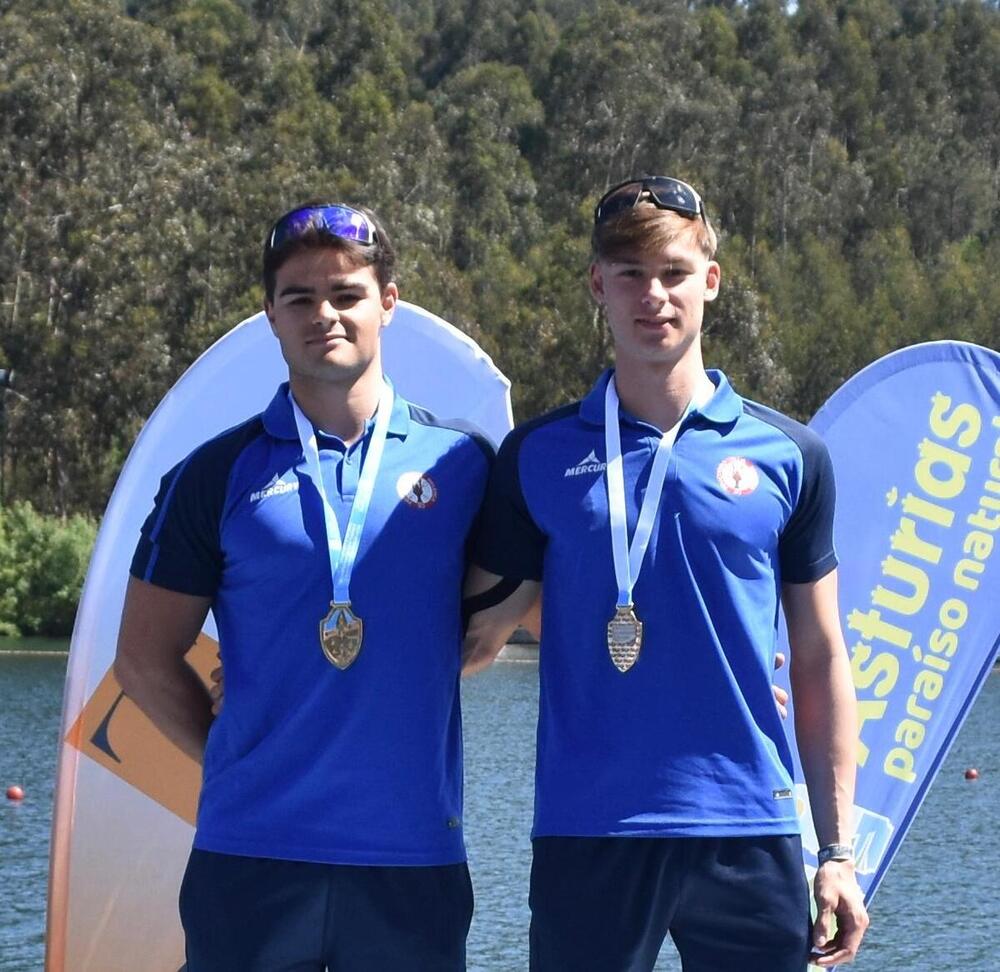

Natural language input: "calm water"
[1,652,997,971]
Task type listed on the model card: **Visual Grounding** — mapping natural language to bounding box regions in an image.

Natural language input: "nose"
[641,277,667,306]
[316,299,337,323]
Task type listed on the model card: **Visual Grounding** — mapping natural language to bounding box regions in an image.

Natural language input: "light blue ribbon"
[290,379,393,604]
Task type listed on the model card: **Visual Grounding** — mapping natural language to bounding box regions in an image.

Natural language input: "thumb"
[813,904,835,948]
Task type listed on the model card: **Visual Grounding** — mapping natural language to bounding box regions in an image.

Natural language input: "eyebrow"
[277,280,363,299]
[612,259,693,273]
[612,258,693,270]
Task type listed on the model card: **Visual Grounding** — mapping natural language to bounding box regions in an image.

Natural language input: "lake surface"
[1,651,997,971]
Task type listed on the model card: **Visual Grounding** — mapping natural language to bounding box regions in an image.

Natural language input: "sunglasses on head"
[266,204,377,255]
[594,177,706,225]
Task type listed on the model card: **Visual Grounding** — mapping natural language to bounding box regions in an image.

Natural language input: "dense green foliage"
[1,0,998,515]
[0,502,97,636]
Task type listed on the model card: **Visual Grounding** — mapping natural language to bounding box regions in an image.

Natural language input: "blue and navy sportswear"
[132,382,492,866]
[474,368,837,839]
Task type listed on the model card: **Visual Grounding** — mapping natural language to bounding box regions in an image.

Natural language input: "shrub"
[0,502,97,637]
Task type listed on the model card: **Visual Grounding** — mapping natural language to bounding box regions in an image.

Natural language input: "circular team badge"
[396,471,438,509]
[716,456,759,496]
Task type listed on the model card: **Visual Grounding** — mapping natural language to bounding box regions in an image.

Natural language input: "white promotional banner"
[46,303,512,972]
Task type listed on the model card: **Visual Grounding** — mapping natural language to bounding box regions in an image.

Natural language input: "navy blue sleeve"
[778,426,838,584]
[472,425,546,581]
[130,418,262,596]
[461,435,496,565]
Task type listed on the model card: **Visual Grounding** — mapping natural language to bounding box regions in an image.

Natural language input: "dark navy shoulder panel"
[741,400,817,450]
[472,402,581,581]
[406,403,495,463]
[130,416,266,596]
[510,401,583,442]
[742,401,838,583]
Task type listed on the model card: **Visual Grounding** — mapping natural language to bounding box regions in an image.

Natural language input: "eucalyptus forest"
[2,0,999,521]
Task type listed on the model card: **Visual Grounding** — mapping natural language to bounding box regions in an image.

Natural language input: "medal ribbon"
[604,374,710,609]
[290,379,393,604]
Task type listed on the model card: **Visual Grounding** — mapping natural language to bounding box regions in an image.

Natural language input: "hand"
[773,651,789,718]
[809,860,869,966]
[209,664,224,715]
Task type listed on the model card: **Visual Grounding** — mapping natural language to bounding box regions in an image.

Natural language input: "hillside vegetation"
[1,0,998,515]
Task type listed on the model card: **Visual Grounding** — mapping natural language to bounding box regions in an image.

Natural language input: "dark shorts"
[529,835,811,972]
[179,849,473,972]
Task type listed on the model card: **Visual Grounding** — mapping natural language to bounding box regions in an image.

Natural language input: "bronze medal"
[607,604,643,673]
[320,601,364,669]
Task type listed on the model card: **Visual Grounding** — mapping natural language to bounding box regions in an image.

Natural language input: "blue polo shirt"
[474,369,837,838]
[131,382,492,866]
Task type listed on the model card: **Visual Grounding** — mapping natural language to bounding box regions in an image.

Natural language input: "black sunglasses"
[594,177,706,225]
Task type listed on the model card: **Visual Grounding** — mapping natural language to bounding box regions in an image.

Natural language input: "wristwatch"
[817,843,855,866]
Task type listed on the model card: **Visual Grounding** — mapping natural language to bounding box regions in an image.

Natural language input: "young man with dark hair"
[464,176,869,970]
[115,203,491,971]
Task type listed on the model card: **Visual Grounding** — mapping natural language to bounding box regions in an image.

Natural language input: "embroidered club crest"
[716,456,759,496]
[396,471,438,509]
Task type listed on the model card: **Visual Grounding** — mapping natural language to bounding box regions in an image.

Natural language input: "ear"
[380,282,399,327]
[703,261,721,302]
[264,300,277,335]
[588,262,606,305]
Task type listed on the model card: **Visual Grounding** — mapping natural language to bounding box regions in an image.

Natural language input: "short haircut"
[262,203,396,302]
[591,203,718,262]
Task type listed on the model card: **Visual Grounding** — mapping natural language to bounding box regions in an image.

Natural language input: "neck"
[612,355,711,431]
[289,367,383,444]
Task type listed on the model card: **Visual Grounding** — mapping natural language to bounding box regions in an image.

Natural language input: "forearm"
[783,574,869,963]
[792,647,858,846]
[464,588,541,672]
[461,568,540,675]
[114,577,214,763]
[798,657,870,965]
[115,653,214,763]
[462,620,513,676]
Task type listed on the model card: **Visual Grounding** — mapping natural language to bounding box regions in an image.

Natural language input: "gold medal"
[607,604,643,673]
[320,601,364,669]
[291,381,393,670]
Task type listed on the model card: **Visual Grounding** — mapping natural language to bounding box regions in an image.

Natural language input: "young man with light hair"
[464,176,869,970]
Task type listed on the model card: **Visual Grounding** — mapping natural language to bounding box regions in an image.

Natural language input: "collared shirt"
[132,382,492,865]
[474,369,837,838]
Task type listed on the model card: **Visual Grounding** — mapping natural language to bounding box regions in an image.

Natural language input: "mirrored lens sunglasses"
[266,204,377,254]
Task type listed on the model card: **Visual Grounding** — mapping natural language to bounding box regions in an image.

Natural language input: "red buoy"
[964,768,979,780]
[6,785,24,801]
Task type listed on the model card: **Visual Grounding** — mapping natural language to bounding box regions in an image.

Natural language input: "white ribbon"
[604,374,711,609]
[290,379,393,604]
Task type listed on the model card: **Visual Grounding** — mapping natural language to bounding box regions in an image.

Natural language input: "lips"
[308,331,348,346]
